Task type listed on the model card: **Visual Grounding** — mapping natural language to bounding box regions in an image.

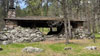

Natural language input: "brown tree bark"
[61,0,69,44]
[46,0,49,16]
[40,0,43,16]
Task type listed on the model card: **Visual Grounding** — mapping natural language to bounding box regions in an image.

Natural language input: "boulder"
[85,46,97,50]
[2,40,12,45]
[22,47,44,53]
[98,32,100,34]
[64,47,72,50]
[1,35,8,40]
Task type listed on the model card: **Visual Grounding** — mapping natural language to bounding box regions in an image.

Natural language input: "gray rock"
[8,25,14,29]
[22,38,31,43]
[32,38,40,42]
[10,30,17,34]
[64,47,72,50]
[25,29,30,32]
[3,28,8,31]
[13,38,24,43]
[2,40,12,45]
[36,32,42,35]
[22,47,44,53]
[85,46,97,50]
[0,35,8,40]
[98,32,100,34]
[30,34,36,37]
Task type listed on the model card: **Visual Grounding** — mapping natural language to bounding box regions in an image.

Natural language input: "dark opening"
[47,24,64,35]
[17,20,34,28]
[17,20,50,28]
[71,21,84,28]
[7,20,64,35]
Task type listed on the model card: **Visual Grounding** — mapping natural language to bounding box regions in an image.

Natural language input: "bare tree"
[58,0,69,44]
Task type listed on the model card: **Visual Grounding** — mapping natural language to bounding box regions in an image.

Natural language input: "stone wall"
[0,26,45,44]
[73,26,91,39]
[0,19,5,31]
[8,9,16,18]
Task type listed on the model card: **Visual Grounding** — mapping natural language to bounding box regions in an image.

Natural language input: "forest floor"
[0,34,100,56]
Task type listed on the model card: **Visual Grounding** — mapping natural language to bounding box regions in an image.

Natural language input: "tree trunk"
[61,0,69,44]
[64,19,69,44]
[46,0,49,16]
[68,19,71,38]
[40,0,43,16]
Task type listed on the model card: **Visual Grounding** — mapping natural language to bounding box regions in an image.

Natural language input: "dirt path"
[40,39,91,44]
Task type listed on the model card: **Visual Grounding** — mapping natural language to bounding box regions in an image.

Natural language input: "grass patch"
[48,43,66,52]
[0,39,100,56]
[95,33,100,39]
[48,43,82,52]
[78,53,100,56]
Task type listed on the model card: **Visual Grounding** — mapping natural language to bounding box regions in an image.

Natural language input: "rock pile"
[74,27,91,39]
[0,26,45,44]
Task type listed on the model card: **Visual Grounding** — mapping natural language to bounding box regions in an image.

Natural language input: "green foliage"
[16,0,42,16]
[25,0,42,16]
[39,28,50,34]
[16,0,62,16]
[16,6,25,17]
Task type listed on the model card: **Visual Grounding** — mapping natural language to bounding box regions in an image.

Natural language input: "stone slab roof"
[4,16,86,21]
[5,16,62,21]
